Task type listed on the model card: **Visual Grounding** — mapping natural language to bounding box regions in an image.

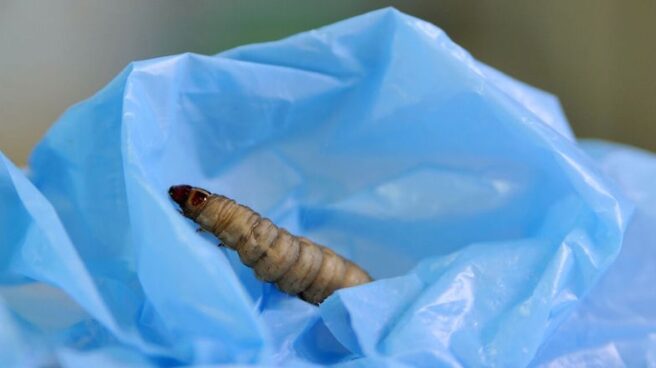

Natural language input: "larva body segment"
[301,247,346,304]
[276,238,323,294]
[169,185,372,304]
[253,230,299,282]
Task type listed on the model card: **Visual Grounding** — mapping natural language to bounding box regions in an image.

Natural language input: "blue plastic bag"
[0,8,652,367]
[532,141,656,367]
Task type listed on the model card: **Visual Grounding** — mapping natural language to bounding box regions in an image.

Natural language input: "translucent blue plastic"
[531,141,656,367]
[0,8,651,367]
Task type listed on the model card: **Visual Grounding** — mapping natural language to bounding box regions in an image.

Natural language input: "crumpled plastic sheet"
[0,8,653,367]
[531,141,656,368]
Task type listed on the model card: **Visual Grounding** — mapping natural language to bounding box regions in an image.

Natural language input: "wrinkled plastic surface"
[0,8,652,367]
[532,141,656,368]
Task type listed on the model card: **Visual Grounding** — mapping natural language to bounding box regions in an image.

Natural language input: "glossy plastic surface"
[0,8,648,367]
[532,142,656,368]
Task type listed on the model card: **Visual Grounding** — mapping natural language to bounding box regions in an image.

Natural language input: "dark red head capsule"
[190,190,208,206]
[169,185,209,212]
[169,185,192,207]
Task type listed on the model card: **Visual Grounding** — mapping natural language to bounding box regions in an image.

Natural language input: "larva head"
[169,185,210,218]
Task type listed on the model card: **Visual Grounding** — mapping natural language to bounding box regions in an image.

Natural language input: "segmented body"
[169,185,372,304]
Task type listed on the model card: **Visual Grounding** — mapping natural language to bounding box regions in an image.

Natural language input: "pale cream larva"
[169,185,372,304]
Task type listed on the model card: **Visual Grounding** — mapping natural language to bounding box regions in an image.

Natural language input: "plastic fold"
[0,8,653,368]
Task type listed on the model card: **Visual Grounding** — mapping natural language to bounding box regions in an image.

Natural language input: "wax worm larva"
[169,185,373,304]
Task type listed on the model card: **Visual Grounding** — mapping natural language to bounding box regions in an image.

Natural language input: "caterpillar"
[169,185,373,305]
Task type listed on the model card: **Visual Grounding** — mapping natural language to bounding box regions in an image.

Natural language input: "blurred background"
[1,1,654,165]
